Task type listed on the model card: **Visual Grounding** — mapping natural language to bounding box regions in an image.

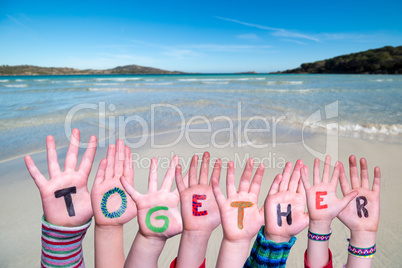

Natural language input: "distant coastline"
[2,46,401,76]
[274,45,402,74]
[0,64,185,76]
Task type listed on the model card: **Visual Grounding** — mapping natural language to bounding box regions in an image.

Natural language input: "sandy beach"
[2,0,402,266]
[1,130,401,267]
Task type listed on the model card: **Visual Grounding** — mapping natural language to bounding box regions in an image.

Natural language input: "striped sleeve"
[41,216,91,268]
[243,226,296,268]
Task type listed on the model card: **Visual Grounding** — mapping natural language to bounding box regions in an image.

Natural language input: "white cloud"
[216,16,379,44]
[216,16,320,42]
[6,14,29,30]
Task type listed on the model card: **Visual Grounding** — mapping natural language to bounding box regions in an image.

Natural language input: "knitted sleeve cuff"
[244,226,297,268]
[41,216,92,268]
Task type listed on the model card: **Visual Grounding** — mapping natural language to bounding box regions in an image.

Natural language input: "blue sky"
[1,0,402,73]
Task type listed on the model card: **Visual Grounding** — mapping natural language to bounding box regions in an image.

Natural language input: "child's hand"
[121,156,183,240]
[25,128,96,227]
[337,156,380,247]
[264,160,309,243]
[301,156,358,232]
[174,152,222,268]
[175,152,221,235]
[91,140,137,226]
[212,158,265,242]
[302,156,358,268]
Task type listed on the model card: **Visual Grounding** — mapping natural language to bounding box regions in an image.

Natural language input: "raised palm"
[264,160,309,242]
[24,128,96,227]
[175,152,221,234]
[301,156,358,222]
[91,140,137,226]
[121,156,183,239]
[212,158,265,242]
[337,156,381,233]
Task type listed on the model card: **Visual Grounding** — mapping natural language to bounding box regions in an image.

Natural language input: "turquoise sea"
[1,74,402,162]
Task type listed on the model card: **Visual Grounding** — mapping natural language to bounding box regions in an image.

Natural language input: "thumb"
[120,176,141,203]
[339,190,358,210]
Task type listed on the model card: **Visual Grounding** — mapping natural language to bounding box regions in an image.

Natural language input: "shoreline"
[2,74,402,164]
[2,116,402,163]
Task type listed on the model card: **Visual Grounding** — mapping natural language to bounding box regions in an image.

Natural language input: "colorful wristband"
[347,241,376,258]
[307,228,332,241]
[41,216,91,268]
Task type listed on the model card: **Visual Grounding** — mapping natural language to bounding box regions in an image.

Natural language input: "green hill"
[0,64,184,76]
[279,46,402,74]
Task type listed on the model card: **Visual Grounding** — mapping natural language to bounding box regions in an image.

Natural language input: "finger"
[239,158,254,192]
[304,165,309,180]
[340,190,359,210]
[249,163,265,196]
[338,162,351,195]
[161,155,179,191]
[114,139,125,178]
[289,160,303,192]
[93,158,107,186]
[120,176,141,202]
[175,165,186,193]
[148,158,158,193]
[349,155,360,188]
[279,162,292,191]
[296,176,306,197]
[330,161,340,188]
[226,161,237,197]
[300,167,311,191]
[268,174,282,195]
[313,158,321,185]
[24,155,47,189]
[78,135,97,178]
[322,155,331,183]
[105,144,116,179]
[46,135,61,178]
[123,146,134,186]
[189,155,199,187]
[210,159,222,187]
[199,152,210,185]
[372,166,381,193]
[64,128,80,171]
[211,172,225,207]
[360,158,370,189]
[120,173,132,188]
[183,170,189,188]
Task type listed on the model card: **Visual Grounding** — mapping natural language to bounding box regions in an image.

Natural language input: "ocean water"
[1,74,402,162]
